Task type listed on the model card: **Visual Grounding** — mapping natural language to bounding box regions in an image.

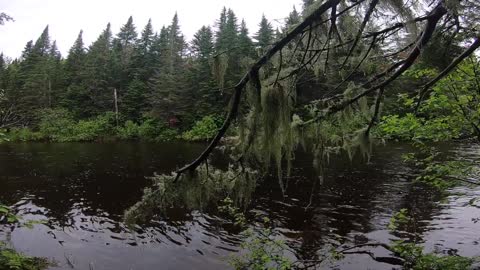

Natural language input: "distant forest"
[0,6,301,132]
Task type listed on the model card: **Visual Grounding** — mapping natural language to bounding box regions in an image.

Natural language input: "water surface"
[0,142,479,269]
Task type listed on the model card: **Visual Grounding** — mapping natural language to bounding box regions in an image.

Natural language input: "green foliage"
[218,197,247,228]
[0,130,7,143]
[0,249,50,270]
[0,204,51,270]
[124,164,258,226]
[391,241,473,270]
[0,204,19,224]
[181,115,222,141]
[378,114,422,141]
[37,108,75,141]
[229,225,292,270]
[402,144,473,191]
[388,208,410,231]
[387,208,476,270]
[116,120,140,140]
[36,109,117,142]
[379,59,480,142]
[116,118,178,141]
[5,128,44,142]
[5,110,181,142]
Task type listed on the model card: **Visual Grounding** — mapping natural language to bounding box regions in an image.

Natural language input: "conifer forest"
[1,1,480,269]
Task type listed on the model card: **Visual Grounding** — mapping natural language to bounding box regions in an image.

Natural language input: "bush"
[182,115,222,141]
[137,118,164,139]
[377,114,463,142]
[117,120,140,140]
[155,128,178,142]
[69,112,116,141]
[38,108,75,141]
[6,128,44,142]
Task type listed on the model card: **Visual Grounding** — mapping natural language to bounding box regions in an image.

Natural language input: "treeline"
[0,6,303,140]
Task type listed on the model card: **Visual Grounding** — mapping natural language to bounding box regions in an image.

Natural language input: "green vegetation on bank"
[2,109,222,142]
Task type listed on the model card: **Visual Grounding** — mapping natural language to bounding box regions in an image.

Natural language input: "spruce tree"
[149,14,189,122]
[285,6,300,30]
[254,15,274,54]
[80,23,114,116]
[214,7,228,52]
[112,16,138,95]
[238,20,255,59]
[65,30,86,85]
[20,26,52,116]
[133,18,155,80]
[190,26,220,116]
[46,40,65,108]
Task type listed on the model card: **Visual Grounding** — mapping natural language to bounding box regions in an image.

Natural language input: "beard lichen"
[124,164,258,226]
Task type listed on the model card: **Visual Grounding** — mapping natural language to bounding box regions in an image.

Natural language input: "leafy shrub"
[378,114,463,142]
[0,129,8,143]
[155,128,178,142]
[377,114,421,141]
[391,241,473,270]
[6,128,44,142]
[117,120,140,140]
[69,112,116,141]
[0,249,50,270]
[137,118,165,139]
[38,108,75,141]
[182,115,222,141]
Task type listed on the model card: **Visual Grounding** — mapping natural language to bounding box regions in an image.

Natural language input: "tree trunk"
[113,88,119,127]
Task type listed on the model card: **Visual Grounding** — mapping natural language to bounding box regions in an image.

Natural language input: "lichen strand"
[238,73,299,181]
[212,54,228,92]
[124,164,258,226]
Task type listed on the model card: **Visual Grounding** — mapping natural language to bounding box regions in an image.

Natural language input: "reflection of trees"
[0,142,208,226]
[248,144,445,264]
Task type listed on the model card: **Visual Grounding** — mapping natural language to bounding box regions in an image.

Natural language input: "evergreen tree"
[214,7,228,52]
[134,18,155,80]
[112,16,138,94]
[0,53,5,84]
[190,26,220,115]
[79,23,114,117]
[214,8,241,87]
[65,30,86,85]
[254,15,274,54]
[20,26,53,115]
[285,6,300,30]
[46,40,65,107]
[167,13,186,72]
[150,26,170,69]
[302,0,315,14]
[238,19,255,59]
[149,14,189,121]
[123,78,148,120]
[21,41,33,60]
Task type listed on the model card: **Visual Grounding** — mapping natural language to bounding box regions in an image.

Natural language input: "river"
[0,142,479,269]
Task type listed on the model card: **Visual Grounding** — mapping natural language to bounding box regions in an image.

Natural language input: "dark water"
[0,142,479,269]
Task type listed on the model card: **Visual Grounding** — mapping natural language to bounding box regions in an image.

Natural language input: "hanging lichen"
[212,54,228,92]
[124,164,258,226]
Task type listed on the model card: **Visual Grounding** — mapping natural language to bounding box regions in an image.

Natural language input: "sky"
[0,0,302,59]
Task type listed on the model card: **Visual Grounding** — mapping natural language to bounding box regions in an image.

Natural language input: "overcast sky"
[0,0,302,59]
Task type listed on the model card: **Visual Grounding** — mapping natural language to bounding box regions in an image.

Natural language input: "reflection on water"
[0,142,479,269]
